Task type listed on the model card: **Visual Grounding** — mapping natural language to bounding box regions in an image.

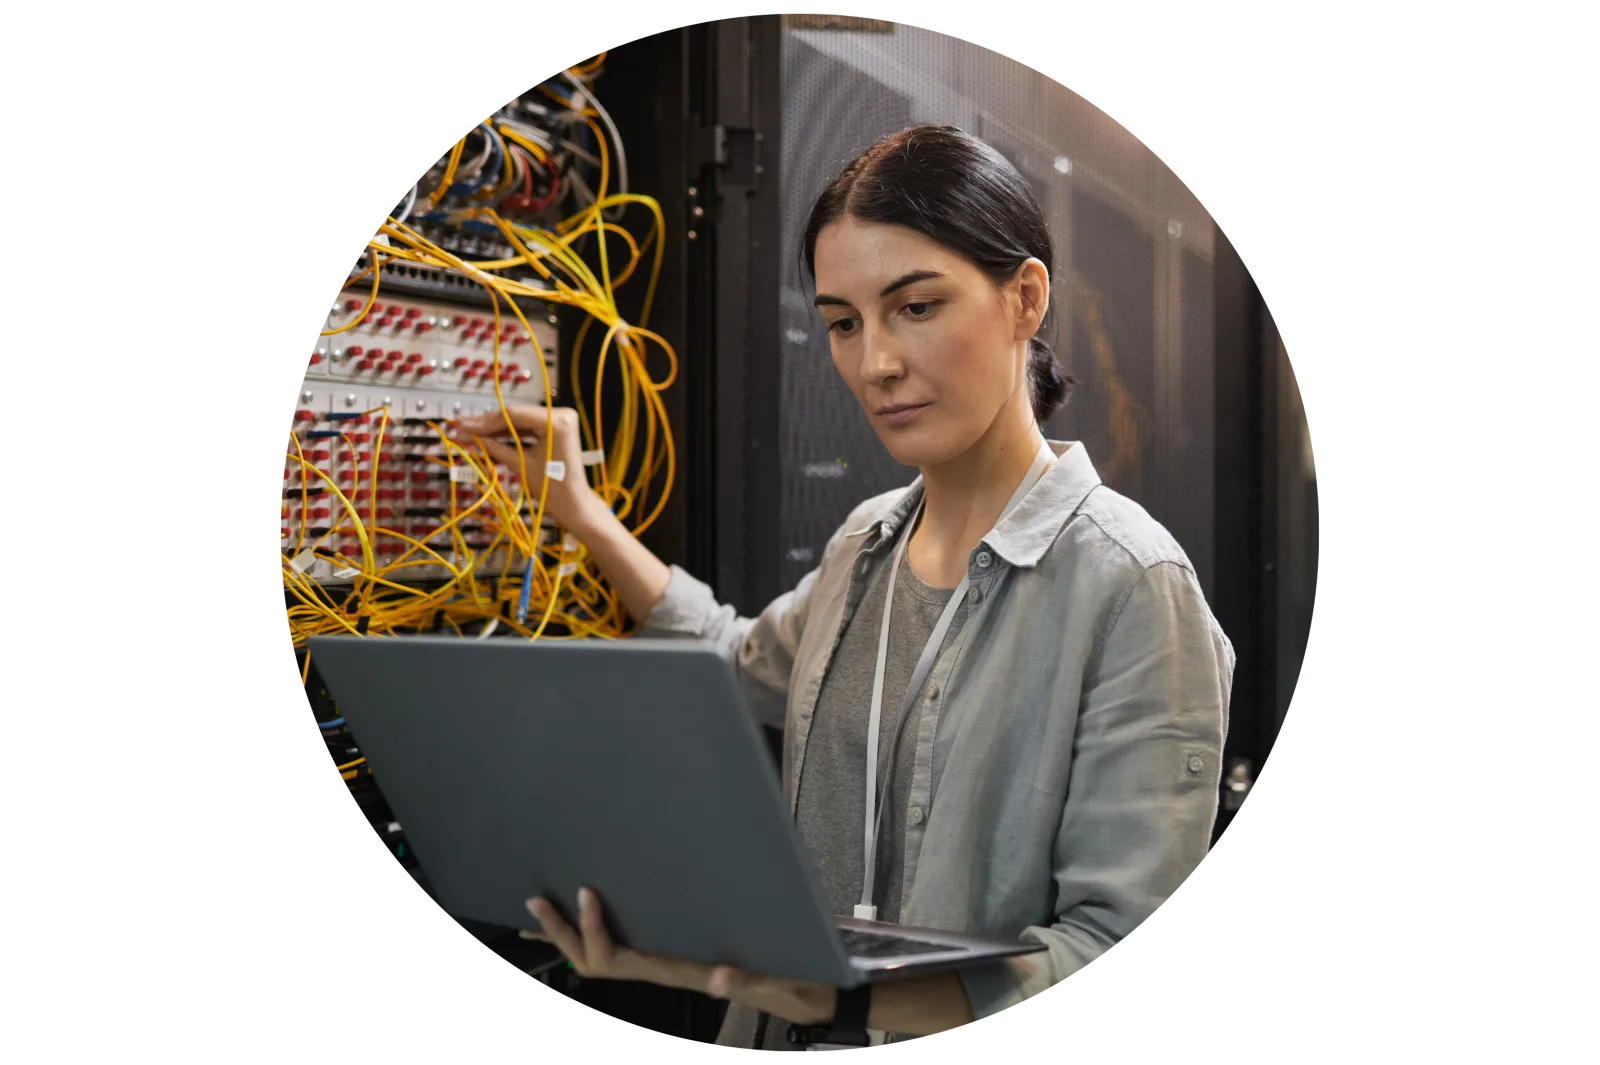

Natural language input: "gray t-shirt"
[726,535,967,1050]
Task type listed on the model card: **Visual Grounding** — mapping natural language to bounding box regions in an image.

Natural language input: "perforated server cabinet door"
[777,34,915,589]
[1173,247,1217,599]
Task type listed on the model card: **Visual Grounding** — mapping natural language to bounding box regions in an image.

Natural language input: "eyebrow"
[813,269,946,308]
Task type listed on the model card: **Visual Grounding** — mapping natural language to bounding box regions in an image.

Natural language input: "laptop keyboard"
[840,928,956,959]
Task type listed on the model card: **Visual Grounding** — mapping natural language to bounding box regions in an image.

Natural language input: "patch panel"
[312,291,560,402]
[284,375,560,591]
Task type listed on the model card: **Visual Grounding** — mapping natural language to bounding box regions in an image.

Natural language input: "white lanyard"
[855,439,1055,920]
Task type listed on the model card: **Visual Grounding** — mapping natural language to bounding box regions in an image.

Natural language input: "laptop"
[307,634,1045,987]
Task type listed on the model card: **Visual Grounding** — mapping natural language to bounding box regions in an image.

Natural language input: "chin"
[872,425,967,469]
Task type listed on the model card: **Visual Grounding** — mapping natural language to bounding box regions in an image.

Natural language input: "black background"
[249,10,1331,1042]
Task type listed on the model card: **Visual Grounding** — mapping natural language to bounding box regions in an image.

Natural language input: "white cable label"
[289,549,318,574]
[557,561,578,577]
[449,464,476,483]
[545,460,566,482]
[580,448,605,466]
[332,566,361,579]
[561,532,580,552]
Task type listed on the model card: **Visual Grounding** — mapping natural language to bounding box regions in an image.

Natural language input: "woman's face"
[811,217,1045,468]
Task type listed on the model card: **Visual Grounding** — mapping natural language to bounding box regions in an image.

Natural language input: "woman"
[451,124,1234,1048]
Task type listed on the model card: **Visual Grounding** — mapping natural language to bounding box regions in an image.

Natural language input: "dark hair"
[802,124,1075,423]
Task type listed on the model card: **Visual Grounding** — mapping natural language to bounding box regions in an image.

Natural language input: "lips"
[883,399,934,425]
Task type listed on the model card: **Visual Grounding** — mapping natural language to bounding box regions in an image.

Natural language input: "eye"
[903,300,937,319]
[827,316,859,337]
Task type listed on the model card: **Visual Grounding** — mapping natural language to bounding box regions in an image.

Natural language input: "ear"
[1011,258,1050,342]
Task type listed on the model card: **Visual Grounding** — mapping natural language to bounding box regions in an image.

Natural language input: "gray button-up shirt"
[640,440,1235,1021]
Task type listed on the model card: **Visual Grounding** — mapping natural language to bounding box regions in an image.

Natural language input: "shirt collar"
[842,440,1103,568]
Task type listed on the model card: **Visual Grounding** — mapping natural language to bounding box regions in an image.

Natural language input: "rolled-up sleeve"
[959,560,1235,1018]
[636,524,850,730]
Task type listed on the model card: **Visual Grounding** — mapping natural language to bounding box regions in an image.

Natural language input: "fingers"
[705,965,746,999]
[576,887,619,971]
[517,929,551,942]
[527,889,738,994]
[454,403,553,434]
[463,434,529,478]
[526,896,586,971]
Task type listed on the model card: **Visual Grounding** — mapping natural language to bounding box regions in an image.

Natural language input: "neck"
[916,390,1048,555]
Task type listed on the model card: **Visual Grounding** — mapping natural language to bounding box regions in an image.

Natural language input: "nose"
[856,322,904,388]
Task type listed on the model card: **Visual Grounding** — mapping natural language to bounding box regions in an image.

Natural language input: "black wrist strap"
[787,984,871,1047]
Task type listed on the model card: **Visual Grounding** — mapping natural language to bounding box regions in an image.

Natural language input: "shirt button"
[927,684,940,701]
[975,551,992,569]
[967,586,983,605]
[1187,755,1205,773]
[908,806,925,825]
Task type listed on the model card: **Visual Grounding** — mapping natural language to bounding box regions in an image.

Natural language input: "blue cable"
[515,557,534,625]
[449,122,504,199]
[318,717,345,730]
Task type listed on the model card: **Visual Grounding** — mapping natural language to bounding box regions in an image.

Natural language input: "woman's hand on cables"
[447,404,599,531]
[522,888,840,1026]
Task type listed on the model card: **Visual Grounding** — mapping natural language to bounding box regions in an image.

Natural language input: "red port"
[471,358,487,369]
[405,307,421,318]
[293,410,315,421]
[406,352,423,364]
[357,358,375,371]
[370,302,384,315]
[309,353,323,365]
[310,449,329,461]
[347,345,364,358]
[344,299,362,313]
[511,336,528,347]
[414,321,433,334]
[470,317,485,328]
[415,365,434,376]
